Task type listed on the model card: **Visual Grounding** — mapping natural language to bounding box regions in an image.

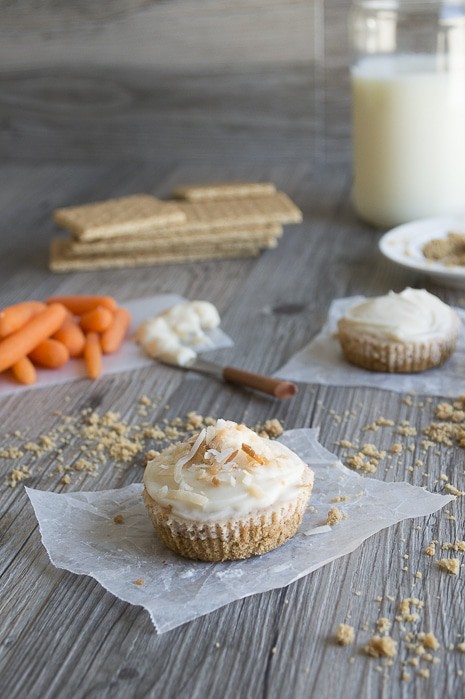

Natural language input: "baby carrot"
[0,301,46,338]
[46,295,118,315]
[79,306,114,333]
[29,338,70,369]
[52,316,86,357]
[100,308,131,354]
[0,303,67,373]
[11,356,37,385]
[84,332,102,379]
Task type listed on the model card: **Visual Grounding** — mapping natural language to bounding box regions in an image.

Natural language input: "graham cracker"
[68,193,301,241]
[60,223,283,255]
[49,238,276,272]
[53,195,186,241]
[173,182,277,202]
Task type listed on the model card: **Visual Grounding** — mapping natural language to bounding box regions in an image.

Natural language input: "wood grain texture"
[1,1,464,697]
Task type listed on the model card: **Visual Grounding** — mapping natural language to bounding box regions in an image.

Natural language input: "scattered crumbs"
[336,623,355,646]
[215,642,221,649]
[457,642,465,653]
[346,453,377,474]
[397,598,422,623]
[4,465,31,488]
[374,595,383,603]
[60,475,71,485]
[401,671,410,682]
[425,542,436,557]
[113,514,124,524]
[442,540,465,552]
[438,558,460,575]
[364,636,397,658]
[339,439,353,449]
[376,617,391,633]
[133,579,145,586]
[418,668,430,679]
[354,591,362,597]
[402,396,414,406]
[415,572,423,580]
[377,417,395,427]
[254,418,284,439]
[444,483,464,496]
[397,426,417,437]
[331,495,350,503]
[390,443,403,454]
[386,594,395,602]
[271,647,277,655]
[326,506,343,526]
[418,632,440,650]
[361,443,386,459]
[139,395,152,406]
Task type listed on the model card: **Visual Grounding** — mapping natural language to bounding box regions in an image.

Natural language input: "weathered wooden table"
[1,2,464,698]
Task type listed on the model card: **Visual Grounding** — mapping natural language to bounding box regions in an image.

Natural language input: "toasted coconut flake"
[174,428,206,483]
[242,443,266,465]
[225,449,239,464]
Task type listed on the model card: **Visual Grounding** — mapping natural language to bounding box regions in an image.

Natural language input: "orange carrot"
[0,301,46,338]
[84,332,102,379]
[46,295,118,315]
[29,338,70,369]
[11,356,37,385]
[100,308,131,354]
[0,303,67,373]
[79,306,113,333]
[52,316,86,358]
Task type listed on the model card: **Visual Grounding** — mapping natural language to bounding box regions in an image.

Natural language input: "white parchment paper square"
[275,296,465,396]
[26,429,453,633]
[0,294,233,397]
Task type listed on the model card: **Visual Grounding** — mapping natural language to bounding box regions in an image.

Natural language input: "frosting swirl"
[144,419,313,522]
[342,288,458,342]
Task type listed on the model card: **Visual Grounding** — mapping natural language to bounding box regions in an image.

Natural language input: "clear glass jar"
[350,0,465,228]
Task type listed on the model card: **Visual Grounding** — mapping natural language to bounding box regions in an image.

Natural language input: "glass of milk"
[350,0,465,228]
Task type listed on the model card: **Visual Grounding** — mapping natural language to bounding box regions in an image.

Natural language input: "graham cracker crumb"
[364,635,397,658]
[336,623,355,646]
[133,578,145,586]
[456,642,465,653]
[113,514,124,524]
[326,506,343,526]
[438,558,460,575]
[377,617,391,633]
[418,632,440,650]
[425,542,436,557]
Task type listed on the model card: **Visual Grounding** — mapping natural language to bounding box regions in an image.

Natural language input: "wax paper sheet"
[0,294,233,397]
[26,429,453,633]
[275,296,465,397]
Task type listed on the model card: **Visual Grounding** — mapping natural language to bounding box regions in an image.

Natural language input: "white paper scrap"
[0,294,233,397]
[25,429,453,633]
[275,296,465,397]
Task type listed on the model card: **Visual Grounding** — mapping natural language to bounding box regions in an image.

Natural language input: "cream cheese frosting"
[342,288,457,342]
[143,419,313,522]
[136,300,221,366]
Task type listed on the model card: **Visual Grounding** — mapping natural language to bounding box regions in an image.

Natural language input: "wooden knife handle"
[222,366,298,400]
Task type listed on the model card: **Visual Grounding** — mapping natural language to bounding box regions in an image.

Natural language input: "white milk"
[352,54,465,228]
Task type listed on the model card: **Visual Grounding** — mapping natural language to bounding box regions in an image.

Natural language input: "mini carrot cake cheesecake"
[337,288,460,373]
[143,419,314,561]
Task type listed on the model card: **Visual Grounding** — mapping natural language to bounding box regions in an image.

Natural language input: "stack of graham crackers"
[49,182,302,272]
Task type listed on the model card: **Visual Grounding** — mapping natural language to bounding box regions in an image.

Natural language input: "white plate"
[379,216,465,288]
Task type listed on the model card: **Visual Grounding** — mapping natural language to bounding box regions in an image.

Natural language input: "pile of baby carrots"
[0,295,131,385]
